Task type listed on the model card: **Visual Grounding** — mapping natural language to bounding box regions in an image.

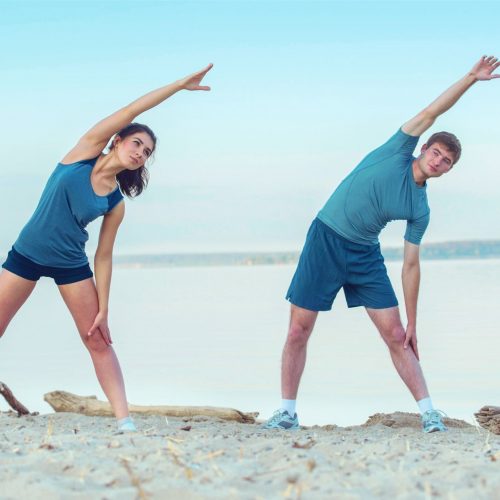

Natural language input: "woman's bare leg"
[0,269,37,337]
[58,278,129,419]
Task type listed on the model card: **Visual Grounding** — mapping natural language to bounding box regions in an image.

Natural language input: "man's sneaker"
[261,409,299,430]
[422,409,448,433]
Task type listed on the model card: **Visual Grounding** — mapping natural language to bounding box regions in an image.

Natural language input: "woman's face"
[115,132,155,170]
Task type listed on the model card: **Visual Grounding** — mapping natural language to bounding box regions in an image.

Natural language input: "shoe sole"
[261,425,299,430]
[423,427,447,433]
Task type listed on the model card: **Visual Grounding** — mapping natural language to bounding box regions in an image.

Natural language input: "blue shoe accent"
[262,409,299,430]
[117,416,137,433]
[422,409,447,433]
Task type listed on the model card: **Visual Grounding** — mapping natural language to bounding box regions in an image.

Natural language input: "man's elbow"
[403,259,420,273]
[94,250,113,264]
[420,108,437,126]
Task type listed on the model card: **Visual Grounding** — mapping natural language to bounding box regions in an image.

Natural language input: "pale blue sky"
[1,0,499,254]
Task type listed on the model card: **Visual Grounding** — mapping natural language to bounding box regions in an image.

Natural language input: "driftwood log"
[44,391,258,424]
[0,381,30,415]
[475,406,500,434]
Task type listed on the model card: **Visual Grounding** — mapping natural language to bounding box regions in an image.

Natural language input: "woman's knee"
[83,333,110,354]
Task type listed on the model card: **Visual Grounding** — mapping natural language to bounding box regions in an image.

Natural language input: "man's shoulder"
[368,128,419,163]
[384,127,420,148]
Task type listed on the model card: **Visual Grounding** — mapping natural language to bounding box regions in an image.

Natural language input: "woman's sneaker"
[422,409,447,433]
[117,416,137,433]
[262,409,299,430]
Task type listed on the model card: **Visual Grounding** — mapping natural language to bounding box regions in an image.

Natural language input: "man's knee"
[381,324,406,349]
[287,321,314,347]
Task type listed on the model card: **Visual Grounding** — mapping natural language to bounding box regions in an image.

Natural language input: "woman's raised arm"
[63,64,213,163]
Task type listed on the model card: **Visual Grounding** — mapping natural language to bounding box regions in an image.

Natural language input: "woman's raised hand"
[178,63,213,91]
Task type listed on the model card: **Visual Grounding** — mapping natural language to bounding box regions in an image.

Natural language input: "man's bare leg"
[263,304,318,429]
[281,304,318,399]
[366,306,428,400]
[366,305,447,432]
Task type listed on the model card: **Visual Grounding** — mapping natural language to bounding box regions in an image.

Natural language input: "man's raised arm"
[402,55,499,137]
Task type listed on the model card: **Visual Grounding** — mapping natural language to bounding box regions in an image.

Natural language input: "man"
[263,56,499,432]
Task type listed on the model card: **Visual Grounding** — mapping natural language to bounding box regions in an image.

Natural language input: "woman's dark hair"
[110,123,157,198]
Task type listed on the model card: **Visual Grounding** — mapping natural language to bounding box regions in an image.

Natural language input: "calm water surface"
[2,260,500,426]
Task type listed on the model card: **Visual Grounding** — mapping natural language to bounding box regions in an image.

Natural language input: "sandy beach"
[1,410,499,499]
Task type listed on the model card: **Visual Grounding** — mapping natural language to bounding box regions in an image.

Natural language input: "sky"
[1,0,499,255]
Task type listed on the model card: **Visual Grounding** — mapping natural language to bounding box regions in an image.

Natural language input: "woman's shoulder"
[58,155,100,167]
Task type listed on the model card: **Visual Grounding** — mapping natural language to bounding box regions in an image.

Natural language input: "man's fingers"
[403,331,411,349]
[412,338,420,360]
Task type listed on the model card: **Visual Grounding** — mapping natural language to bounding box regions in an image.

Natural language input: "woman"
[0,64,213,431]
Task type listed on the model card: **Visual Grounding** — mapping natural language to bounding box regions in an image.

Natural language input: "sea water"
[2,259,500,426]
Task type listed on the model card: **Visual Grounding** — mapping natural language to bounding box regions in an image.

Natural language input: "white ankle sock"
[417,397,434,414]
[281,399,296,416]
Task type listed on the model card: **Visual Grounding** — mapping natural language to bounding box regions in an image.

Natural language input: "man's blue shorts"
[286,218,398,311]
[1,247,93,285]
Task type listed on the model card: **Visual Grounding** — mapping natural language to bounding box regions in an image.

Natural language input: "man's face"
[418,142,455,179]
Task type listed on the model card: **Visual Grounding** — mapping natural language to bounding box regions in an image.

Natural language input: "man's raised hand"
[470,55,500,81]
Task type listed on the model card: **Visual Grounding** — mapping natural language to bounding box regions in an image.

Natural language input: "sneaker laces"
[268,409,288,424]
[423,409,447,424]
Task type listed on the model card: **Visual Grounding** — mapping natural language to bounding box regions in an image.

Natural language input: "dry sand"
[1,411,500,499]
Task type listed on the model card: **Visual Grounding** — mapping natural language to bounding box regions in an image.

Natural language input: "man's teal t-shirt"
[317,128,429,246]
